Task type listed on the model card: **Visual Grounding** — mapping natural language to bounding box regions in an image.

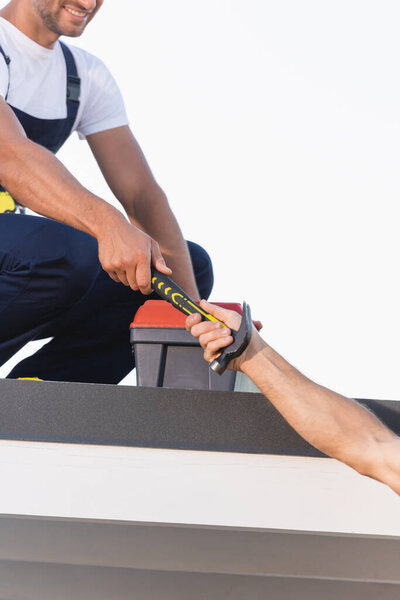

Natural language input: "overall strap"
[59,41,80,125]
[0,42,11,101]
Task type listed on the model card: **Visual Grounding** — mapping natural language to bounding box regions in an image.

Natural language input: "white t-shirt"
[0,17,129,140]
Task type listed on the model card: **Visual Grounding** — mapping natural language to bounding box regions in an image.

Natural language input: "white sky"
[1,1,400,400]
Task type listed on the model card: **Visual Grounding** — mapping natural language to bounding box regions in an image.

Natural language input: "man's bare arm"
[0,98,170,293]
[87,126,199,300]
[187,301,400,495]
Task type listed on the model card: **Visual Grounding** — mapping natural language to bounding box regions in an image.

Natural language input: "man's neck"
[0,2,59,49]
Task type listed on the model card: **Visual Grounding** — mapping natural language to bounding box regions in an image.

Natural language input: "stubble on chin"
[32,1,95,38]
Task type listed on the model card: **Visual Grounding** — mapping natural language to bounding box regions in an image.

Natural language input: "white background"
[1,1,399,400]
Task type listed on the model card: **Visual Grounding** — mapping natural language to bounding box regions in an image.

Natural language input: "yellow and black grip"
[150,266,224,325]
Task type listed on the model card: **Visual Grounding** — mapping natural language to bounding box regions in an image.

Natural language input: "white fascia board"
[0,440,397,536]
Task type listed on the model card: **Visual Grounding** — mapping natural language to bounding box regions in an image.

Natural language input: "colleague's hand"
[186,300,263,370]
[97,215,171,294]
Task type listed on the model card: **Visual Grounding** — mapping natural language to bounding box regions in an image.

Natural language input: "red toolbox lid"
[131,300,242,328]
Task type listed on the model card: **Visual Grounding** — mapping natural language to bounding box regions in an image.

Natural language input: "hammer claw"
[210,301,252,375]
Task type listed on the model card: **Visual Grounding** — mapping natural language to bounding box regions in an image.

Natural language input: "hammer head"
[210,301,252,375]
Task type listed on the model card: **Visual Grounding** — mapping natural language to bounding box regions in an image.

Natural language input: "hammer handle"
[150,267,225,325]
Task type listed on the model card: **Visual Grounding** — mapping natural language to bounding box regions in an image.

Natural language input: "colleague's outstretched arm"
[186,301,400,495]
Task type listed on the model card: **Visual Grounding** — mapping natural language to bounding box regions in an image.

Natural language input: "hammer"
[150,267,252,374]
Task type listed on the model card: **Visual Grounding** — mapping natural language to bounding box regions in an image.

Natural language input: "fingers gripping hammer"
[150,267,252,374]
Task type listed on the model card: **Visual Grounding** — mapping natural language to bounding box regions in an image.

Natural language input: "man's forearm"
[0,137,123,236]
[242,340,397,475]
[127,187,200,299]
[0,135,173,294]
[86,126,199,298]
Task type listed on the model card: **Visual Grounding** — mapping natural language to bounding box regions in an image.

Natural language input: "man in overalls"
[0,0,213,383]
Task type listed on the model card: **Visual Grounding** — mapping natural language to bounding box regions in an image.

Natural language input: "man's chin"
[58,23,87,37]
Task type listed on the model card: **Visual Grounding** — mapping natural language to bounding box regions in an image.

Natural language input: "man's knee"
[187,241,214,300]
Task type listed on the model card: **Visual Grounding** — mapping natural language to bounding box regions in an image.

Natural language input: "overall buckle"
[67,75,81,103]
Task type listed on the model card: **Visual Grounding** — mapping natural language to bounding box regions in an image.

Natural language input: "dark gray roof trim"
[0,380,399,456]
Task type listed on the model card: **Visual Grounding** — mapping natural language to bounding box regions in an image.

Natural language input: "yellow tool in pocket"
[0,191,16,213]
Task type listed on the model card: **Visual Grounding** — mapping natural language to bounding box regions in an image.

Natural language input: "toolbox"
[130,300,242,390]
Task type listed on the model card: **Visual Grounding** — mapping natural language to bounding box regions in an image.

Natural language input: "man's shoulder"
[58,41,118,93]
[59,41,105,71]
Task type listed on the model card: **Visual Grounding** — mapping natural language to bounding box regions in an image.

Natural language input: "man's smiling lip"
[62,5,90,20]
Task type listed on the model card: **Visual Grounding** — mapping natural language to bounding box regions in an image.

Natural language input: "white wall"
[1,1,400,400]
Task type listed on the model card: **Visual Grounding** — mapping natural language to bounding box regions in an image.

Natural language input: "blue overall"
[0,41,213,383]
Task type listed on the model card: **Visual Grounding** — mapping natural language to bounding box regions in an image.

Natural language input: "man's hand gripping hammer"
[150,267,252,374]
